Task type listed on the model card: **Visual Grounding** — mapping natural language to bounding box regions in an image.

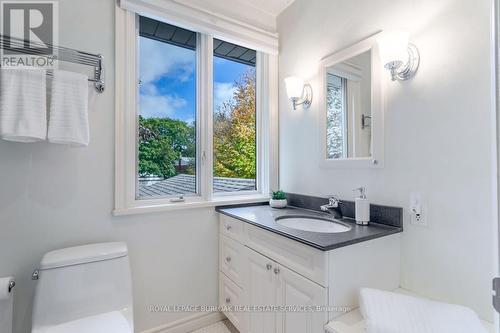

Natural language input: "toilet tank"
[32,242,133,329]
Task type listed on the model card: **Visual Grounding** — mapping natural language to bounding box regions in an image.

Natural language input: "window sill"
[112,194,269,216]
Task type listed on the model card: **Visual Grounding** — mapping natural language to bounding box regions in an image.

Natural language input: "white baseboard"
[141,312,226,333]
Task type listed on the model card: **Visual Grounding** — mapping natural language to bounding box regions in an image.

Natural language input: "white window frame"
[114,7,278,215]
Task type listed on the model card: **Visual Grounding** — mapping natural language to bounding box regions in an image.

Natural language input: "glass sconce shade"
[377,30,410,68]
[377,30,419,81]
[284,76,312,110]
[285,76,305,99]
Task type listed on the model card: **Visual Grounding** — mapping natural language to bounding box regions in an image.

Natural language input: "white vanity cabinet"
[219,214,400,333]
[243,246,327,333]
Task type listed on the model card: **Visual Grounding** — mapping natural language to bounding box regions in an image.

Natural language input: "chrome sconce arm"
[284,76,313,110]
[290,83,313,110]
[378,31,420,81]
[384,43,420,81]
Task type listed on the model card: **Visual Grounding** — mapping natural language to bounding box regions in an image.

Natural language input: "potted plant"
[270,190,287,208]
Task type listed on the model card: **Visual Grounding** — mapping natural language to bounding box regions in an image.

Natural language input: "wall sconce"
[377,31,420,81]
[284,76,312,110]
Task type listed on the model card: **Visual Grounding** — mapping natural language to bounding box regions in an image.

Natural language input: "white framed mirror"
[319,33,384,168]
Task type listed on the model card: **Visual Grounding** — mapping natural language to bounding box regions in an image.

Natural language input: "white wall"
[0,0,496,331]
[181,0,277,33]
[0,1,220,332]
[278,0,496,322]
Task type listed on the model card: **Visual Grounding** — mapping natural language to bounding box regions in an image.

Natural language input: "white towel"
[32,311,132,333]
[0,67,47,142]
[359,288,487,333]
[47,70,89,146]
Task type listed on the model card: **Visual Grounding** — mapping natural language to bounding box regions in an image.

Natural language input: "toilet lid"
[33,311,132,333]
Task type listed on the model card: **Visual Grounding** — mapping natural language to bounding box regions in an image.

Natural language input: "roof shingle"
[138,174,256,198]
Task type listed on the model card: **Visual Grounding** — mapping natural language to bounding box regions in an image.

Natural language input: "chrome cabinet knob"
[266,263,272,270]
[225,297,231,304]
[225,225,232,231]
[274,267,280,275]
[226,256,231,263]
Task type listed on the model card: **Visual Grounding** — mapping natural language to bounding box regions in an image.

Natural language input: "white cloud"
[138,37,193,119]
[140,88,187,118]
[141,82,158,95]
[214,82,236,111]
[139,37,195,85]
[138,38,237,119]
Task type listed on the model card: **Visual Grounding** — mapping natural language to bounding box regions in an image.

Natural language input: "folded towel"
[359,288,487,333]
[0,67,47,142]
[32,311,132,333]
[47,70,89,146]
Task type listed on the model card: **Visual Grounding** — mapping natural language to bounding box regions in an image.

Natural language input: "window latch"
[493,277,500,313]
[170,196,185,203]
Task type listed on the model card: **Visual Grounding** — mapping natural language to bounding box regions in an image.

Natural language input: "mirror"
[326,50,371,159]
[320,33,384,168]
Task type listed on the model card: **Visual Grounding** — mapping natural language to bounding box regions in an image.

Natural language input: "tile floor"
[191,320,239,333]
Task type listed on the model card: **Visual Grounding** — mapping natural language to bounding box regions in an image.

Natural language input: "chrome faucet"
[320,196,342,218]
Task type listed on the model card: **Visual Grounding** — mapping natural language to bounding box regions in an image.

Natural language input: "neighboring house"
[175,157,195,174]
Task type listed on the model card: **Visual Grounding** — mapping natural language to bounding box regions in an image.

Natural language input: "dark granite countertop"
[216,204,403,251]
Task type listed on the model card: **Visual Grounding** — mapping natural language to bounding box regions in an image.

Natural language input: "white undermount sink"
[275,215,351,233]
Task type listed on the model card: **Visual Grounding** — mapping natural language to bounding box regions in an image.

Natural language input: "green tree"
[138,116,195,178]
[214,69,256,179]
[138,135,178,178]
[138,68,256,180]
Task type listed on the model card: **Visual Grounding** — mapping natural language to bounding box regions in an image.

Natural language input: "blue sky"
[139,37,251,123]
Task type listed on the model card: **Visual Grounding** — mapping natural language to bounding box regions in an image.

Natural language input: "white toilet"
[31,242,133,333]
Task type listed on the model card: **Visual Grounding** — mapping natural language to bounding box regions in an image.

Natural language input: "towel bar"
[0,34,104,93]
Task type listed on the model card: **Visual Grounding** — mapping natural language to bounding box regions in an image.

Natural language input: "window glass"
[137,16,197,198]
[326,74,347,159]
[213,39,257,193]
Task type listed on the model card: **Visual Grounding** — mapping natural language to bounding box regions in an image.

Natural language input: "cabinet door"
[275,264,328,333]
[243,247,277,333]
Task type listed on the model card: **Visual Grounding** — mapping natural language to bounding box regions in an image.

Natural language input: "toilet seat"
[32,311,132,333]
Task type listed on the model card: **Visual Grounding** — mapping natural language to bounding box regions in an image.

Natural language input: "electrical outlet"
[409,192,427,226]
[411,210,424,225]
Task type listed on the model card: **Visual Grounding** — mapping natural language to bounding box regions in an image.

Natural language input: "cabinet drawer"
[220,235,244,287]
[219,272,246,332]
[246,223,328,286]
[220,215,244,241]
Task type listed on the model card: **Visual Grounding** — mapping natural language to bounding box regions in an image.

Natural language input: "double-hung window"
[115,4,278,214]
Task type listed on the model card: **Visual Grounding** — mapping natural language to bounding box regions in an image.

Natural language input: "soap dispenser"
[353,187,370,225]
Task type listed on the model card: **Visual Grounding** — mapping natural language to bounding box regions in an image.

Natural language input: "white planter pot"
[270,199,287,209]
